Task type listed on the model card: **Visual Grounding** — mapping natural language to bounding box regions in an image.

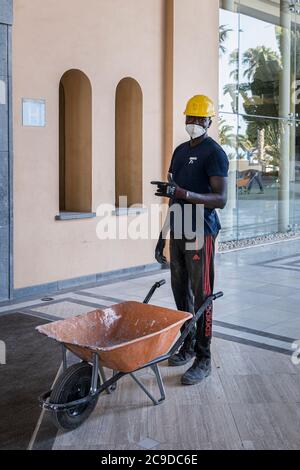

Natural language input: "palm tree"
[262,122,281,169]
[223,43,283,170]
[223,49,240,113]
[237,134,253,155]
[241,46,281,81]
[223,83,238,113]
[244,118,281,170]
[219,117,236,155]
[219,25,233,56]
[228,49,239,82]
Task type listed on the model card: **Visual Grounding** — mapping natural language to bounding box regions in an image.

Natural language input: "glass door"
[291,5,300,231]
[237,0,294,237]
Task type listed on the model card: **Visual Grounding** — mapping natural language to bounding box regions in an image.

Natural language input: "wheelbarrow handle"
[156,279,166,288]
[143,280,166,304]
[212,291,224,301]
[169,291,223,356]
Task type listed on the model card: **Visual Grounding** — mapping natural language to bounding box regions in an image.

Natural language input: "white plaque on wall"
[22,99,46,127]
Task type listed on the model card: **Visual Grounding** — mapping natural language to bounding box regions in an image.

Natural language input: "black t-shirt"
[169,137,229,236]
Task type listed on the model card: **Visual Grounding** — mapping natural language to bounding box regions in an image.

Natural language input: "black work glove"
[151,175,187,200]
[155,233,167,265]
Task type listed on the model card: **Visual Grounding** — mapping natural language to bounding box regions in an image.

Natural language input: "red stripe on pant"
[204,236,213,338]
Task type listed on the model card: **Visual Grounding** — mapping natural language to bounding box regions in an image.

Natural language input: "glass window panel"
[238,0,293,119]
[290,120,300,230]
[219,1,299,241]
[293,9,300,119]
[291,9,300,231]
[236,114,291,238]
[218,112,239,241]
[219,3,239,114]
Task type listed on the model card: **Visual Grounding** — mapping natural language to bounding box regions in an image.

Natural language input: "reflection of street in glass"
[219,2,300,239]
[238,170,264,194]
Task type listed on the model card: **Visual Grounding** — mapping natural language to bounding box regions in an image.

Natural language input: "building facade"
[0,0,219,300]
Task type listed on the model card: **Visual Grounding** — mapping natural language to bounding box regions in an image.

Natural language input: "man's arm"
[154,199,172,265]
[183,176,228,210]
[152,176,228,210]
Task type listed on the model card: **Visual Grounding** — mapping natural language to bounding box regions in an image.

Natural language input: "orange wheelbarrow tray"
[37,280,223,431]
[236,177,250,188]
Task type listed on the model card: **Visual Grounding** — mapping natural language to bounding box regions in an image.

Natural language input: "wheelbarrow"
[37,280,223,431]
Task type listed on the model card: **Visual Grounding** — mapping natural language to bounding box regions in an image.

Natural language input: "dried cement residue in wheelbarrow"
[37,301,192,373]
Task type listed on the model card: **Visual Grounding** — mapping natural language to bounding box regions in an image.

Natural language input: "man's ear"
[208,118,212,128]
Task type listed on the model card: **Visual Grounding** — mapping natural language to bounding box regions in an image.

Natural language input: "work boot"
[181,357,211,385]
[168,345,196,367]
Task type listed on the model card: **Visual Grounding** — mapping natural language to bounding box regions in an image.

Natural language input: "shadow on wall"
[58,72,143,214]
[115,77,143,208]
[59,69,92,213]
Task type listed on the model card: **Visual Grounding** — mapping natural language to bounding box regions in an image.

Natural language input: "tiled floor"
[30,301,95,319]
[6,238,298,355]
[48,338,300,451]
[1,239,300,449]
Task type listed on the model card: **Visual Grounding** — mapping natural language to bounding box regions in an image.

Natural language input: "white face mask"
[185,124,206,140]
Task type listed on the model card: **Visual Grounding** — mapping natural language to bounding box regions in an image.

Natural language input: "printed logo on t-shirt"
[188,157,198,165]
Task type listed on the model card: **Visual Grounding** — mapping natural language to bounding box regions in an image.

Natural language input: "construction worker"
[151,95,228,385]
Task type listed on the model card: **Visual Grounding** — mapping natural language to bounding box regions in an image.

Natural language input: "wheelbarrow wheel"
[49,362,100,431]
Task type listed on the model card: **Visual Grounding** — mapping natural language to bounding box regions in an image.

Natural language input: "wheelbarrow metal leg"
[90,353,99,395]
[61,344,67,372]
[130,373,160,405]
[130,365,166,406]
[109,370,118,392]
[99,365,106,384]
[151,364,166,403]
[99,365,112,395]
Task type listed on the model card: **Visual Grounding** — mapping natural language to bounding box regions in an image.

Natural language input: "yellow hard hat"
[184,95,216,118]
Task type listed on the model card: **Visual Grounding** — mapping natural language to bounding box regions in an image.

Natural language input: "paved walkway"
[2,238,300,354]
[50,338,300,451]
[1,239,300,449]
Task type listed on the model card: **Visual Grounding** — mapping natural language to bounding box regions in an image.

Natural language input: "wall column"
[163,0,174,179]
[0,0,13,300]
[222,0,237,12]
[278,0,291,232]
[220,0,238,240]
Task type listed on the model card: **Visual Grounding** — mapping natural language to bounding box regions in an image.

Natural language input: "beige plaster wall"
[13,0,219,289]
[173,0,220,151]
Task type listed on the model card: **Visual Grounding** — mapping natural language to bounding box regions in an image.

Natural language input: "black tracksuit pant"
[170,234,215,360]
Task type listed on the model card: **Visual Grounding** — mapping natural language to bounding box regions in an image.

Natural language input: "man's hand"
[151,180,176,198]
[151,175,187,200]
[155,233,168,265]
